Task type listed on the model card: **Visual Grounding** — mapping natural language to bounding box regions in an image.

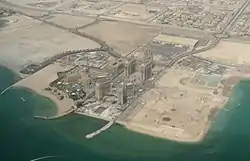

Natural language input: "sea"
[1,65,250,161]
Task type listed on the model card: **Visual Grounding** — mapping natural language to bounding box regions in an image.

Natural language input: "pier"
[0,85,13,95]
[85,120,114,139]
[34,108,75,120]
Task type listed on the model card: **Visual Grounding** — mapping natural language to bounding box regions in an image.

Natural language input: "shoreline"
[121,94,230,143]
[0,64,22,80]
[12,63,74,118]
[0,65,226,142]
[0,64,238,143]
[121,76,248,143]
[118,64,240,142]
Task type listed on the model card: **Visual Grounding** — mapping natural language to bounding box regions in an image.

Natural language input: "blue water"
[1,65,250,161]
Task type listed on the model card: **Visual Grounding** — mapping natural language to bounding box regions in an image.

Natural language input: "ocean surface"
[1,65,250,161]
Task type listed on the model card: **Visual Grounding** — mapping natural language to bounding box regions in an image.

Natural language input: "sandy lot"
[0,15,100,74]
[80,21,159,55]
[44,13,95,29]
[195,41,250,66]
[14,63,74,116]
[125,67,227,142]
[0,13,38,31]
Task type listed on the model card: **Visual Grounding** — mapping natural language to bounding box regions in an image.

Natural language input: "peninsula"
[1,0,250,142]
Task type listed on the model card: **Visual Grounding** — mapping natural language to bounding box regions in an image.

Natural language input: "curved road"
[0,0,122,59]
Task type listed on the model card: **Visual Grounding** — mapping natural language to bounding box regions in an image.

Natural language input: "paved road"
[1,2,122,59]
[2,0,249,123]
[0,0,95,18]
[221,0,250,34]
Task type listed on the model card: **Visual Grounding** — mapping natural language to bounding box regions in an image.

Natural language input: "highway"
[0,0,122,59]
[0,0,95,18]
[118,37,221,122]
[2,0,250,135]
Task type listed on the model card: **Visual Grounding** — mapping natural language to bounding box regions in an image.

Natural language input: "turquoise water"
[1,65,250,161]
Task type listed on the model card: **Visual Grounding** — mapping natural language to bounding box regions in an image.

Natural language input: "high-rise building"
[117,82,127,105]
[111,59,124,74]
[95,83,102,100]
[143,49,152,62]
[141,62,153,81]
[124,57,136,77]
[95,80,111,100]
[126,82,135,97]
[141,48,153,81]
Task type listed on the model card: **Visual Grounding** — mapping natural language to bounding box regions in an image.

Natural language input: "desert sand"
[195,40,250,66]
[0,14,100,74]
[124,66,228,142]
[44,13,95,29]
[80,21,159,55]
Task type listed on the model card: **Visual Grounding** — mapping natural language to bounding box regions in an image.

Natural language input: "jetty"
[85,120,114,139]
[34,108,75,120]
[0,85,13,95]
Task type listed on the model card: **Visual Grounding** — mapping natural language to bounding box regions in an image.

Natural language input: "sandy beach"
[14,63,74,117]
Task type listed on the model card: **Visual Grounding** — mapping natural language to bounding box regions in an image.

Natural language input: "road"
[0,0,95,18]
[2,0,249,124]
[0,0,122,59]
[221,0,250,34]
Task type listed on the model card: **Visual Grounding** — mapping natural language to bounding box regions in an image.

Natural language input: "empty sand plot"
[80,21,159,55]
[126,67,227,142]
[45,13,94,28]
[0,16,100,73]
[195,41,250,66]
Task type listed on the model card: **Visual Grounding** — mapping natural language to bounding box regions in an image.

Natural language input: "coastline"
[0,63,241,143]
[122,89,231,143]
[12,63,74,118]
[119,65,243,143]
[0,64,246,141]
[122,78,250,143]
[0,64,21,81]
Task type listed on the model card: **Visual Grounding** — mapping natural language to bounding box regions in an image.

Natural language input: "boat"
[237,104,241,108]
[21,97,26,102]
